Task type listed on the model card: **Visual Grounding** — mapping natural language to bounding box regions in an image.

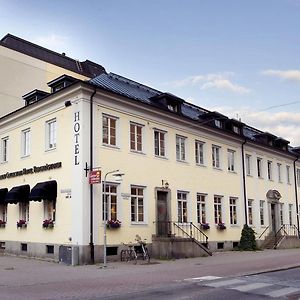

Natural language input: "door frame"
[155,187,171,236]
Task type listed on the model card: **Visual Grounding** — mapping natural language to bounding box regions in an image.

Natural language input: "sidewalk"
[1,249,300,299]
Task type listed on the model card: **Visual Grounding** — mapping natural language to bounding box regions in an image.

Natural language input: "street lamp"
[103,169,124,268]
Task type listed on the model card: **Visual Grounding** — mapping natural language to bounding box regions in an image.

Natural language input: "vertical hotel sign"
[74,111,80,165]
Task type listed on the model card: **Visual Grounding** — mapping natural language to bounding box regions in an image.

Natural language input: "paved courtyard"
[1,249,300,299]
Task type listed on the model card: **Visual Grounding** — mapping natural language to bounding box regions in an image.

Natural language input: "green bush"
[239,224,257,251]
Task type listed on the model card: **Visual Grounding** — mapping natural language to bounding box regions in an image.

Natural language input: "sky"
[1,0,300,145]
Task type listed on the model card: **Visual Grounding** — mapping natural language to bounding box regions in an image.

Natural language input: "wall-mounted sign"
[74,111,80,165]
[0,162,62,180]
[89,170,101,184]
[121,193,130,200]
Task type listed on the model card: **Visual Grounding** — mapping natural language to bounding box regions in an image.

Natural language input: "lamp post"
[103,169,124,268]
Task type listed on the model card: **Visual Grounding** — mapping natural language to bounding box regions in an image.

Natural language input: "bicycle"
[120,242,137,264]
[135,235,150,262]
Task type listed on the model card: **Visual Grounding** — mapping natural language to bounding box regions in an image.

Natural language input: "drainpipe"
[241,139,248,225]
[89,87,97,264]
[293,156,300,238]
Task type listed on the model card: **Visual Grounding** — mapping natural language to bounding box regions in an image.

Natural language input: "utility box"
[59,245,79,265]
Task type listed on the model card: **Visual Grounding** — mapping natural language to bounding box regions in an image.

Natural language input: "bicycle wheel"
[130,249,137,264]
[120,249,127,262]
[144,248,150,263]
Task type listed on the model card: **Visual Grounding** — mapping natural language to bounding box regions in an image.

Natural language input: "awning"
[0,188,8,205]
[5,185,30,204]
[29,180,57,202]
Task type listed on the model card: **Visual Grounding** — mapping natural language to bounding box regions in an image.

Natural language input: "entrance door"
[157,191,169,236]
[271,203,276,232]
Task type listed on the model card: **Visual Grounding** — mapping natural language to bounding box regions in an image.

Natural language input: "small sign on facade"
[89,170,101,184]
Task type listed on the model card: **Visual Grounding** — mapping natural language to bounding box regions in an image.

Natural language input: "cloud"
[207,105,300,146]
[32,34,69,53]
[168,73,250,94]
[262,69,300,82]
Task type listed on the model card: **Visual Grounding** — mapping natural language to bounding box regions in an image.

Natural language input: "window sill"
[213,167,222,171]
[21,155,30,159]
[228,170,237,174]
[130,150,146,155]
[45,147,57,153]
[176,159,188,164]
[102,144,120,150]
[258,177,264,180]
[154,155,168,160]
[196,163,206,168]
[246,174,253,177]
[131,222,147,226]
[230,224,240,228]
[0,161,8,165]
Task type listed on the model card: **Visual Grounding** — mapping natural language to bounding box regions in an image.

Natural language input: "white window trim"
[130,185,147,224]
[1,136,9,163]
[21,128,31,158]
[212,145,221,169]
[227,149,235,172]
[45,118,57,151]
[102,114,119,148]
[195,140,205,165]
[176,135,187,162]
[129,122,144,153]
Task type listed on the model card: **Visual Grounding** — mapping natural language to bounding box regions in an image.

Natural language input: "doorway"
[271,203,276,232]
[156,190,169,236]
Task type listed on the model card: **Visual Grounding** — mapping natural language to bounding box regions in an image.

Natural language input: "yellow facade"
[0,80,299,264]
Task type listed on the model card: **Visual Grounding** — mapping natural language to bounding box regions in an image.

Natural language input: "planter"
[43,223,54,229]
[200,223,210,230]
[17,224,27,228]
[217,223,226,230]
[0,223,6,228]
[107,224,121,229]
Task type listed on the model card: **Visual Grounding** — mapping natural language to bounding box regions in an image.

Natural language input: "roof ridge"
[108,73,161,94]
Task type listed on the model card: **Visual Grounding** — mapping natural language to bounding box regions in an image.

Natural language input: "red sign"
[89,170,101,184]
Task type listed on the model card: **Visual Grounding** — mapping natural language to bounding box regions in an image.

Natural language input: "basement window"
[217,242,224,250]
[46,245,54,254]
[107,246,118,256]
[21,243,27,252]
[0,241,5,250]
[232,242,239,249]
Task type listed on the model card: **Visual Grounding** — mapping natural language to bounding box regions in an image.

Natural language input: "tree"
[239,224,257,250]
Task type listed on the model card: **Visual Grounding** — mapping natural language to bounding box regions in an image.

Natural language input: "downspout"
[90,87,97,264]
[293,156,300,238]
[241,139,248,225]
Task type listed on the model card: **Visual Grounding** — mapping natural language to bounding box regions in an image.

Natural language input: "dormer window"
[215,120,222,128]
[47,75,78,94]
[167,103,178,112]
[233,126,240,134]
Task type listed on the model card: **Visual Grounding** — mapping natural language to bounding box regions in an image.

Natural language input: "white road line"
[230,282,273,292]
[265,287,300,298]
[183,276,221,282]
[206,279,245,288]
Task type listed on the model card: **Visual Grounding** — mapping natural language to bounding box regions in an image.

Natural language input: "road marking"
[230,282,273,292]
[206,279,245,287]
[183,276,221,282]
[265,287,300,298]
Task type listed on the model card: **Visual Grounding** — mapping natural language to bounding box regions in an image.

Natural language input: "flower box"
[200,223,210,230]
[43,219,54,228]
[107,219,121,229]
[17,220,27,228]
[217,222,226,230]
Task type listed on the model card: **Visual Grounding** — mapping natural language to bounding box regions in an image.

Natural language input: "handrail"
[257,226,269,239]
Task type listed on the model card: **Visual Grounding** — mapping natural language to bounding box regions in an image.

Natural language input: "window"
[102,183,118,221]
[177,192,188,223]
[214,195,223,224]
[215,120,222,128]
[197,194,206,224]
[297,169,300,186]
[246,155,251,176]
[227,150,235,172]
[44,200,56,221]
[195,140,204,165]
[130,123,143,152]
[286,166,291,184]
[0,204,7,223]
[267,161,272,180]
[280,204,284,226]
[260,200,265,226]
[46,119,57,150]
[229,197,237,225]
[248,199,253,225]
[233,126,240,134]
[21,128,31,157]
[277,163,282,182]
[212,145,221,168]
[19,202,29,222]
[46,245,54,254]
[257,158,262,178]
[102,115,117,146]
[176,135,186,161]
[131,186,144,222]
[154,130,165,157]
[1,137,8,162]
[289,204,293,225]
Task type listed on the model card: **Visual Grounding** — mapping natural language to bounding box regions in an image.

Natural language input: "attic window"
[52,82,65,93]
[167,103,178,112]
[233,126,240,134]
[215,120,222,128]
